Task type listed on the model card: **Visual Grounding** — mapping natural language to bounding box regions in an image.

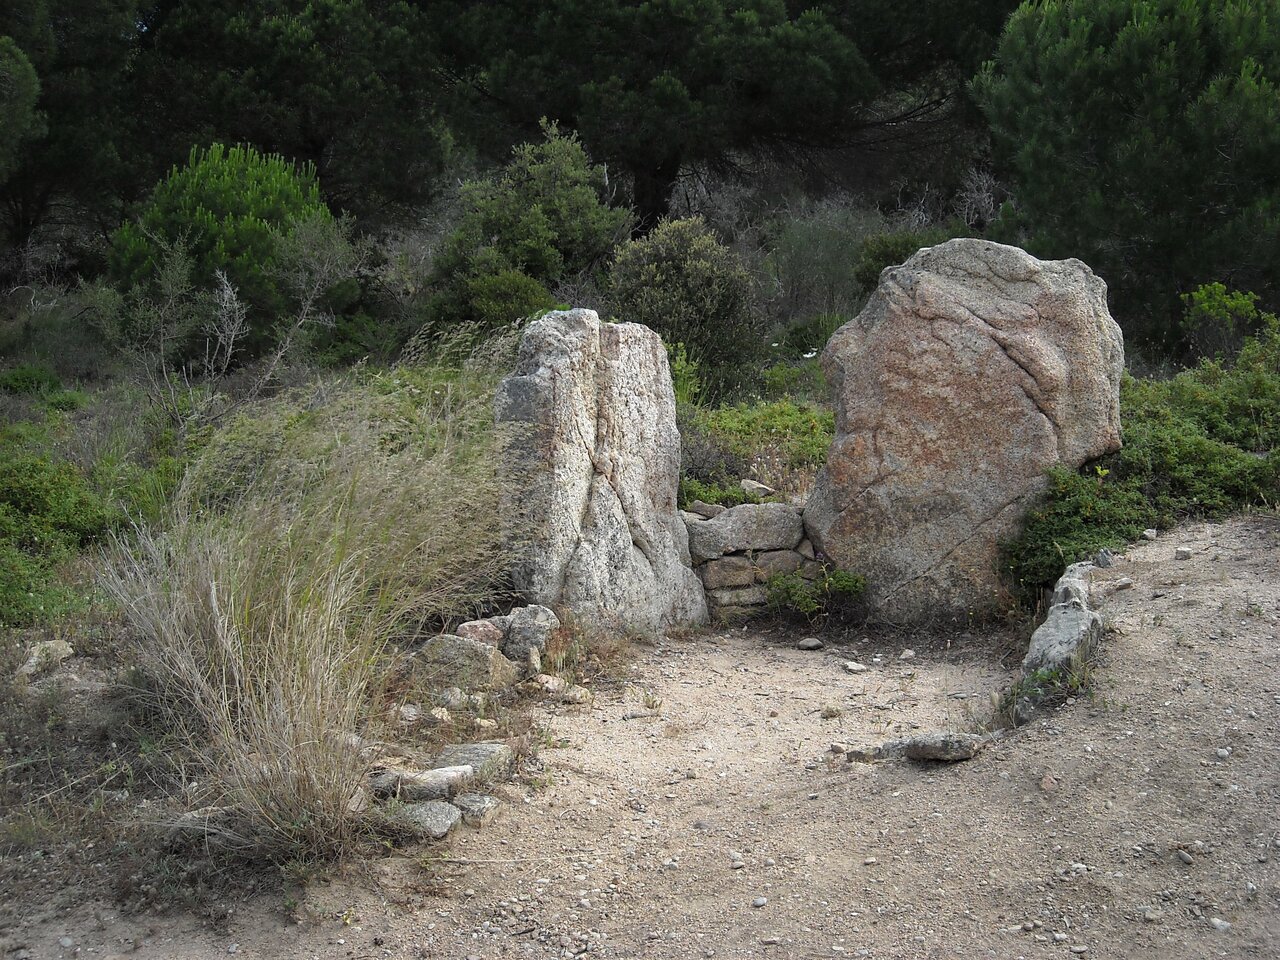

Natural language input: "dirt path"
[5,517,1279,959]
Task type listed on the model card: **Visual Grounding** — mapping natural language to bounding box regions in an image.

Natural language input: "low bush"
[698,399,833,469]
[0,450,119,626]
[0,363,61,395]
[767,568,866,624]
[1004,307,1280,597]
[761,197,881,324]
[677,477,761,510]
[109,143,337,360]
[428,123,629,335]
[678,398,834,502]
[103,355,509,862]
[608,217,763,399]
[852,223,965,292]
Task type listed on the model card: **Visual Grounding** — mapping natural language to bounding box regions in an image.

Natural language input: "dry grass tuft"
[102,358,509,861]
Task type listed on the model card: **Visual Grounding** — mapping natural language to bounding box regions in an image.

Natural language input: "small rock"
[1142,908,1163,922]
[751,897,767,908]
[740,479,775,497]
[898,648,915,661]
[797,637,823,651]
[1052,932,1069,943]
[1215,747,1231,760]
[843,661,869,674]
[369,765,474,802]
[863,857,878,865]
[18,638,74,677]
[1175,546,1192,560]
[688,500,727,519]
[59,937,75,948]
[453,793,502,827]
[1094,548,1115,568]
[1142,528,1158,540]
[1114,577,1134,590]
[1209,918,1231,933]
[1177,849,1194,865]
[378,800,461,840]
[434,742,515,780]
[1070,946,1089,955]
[455,619,506,647]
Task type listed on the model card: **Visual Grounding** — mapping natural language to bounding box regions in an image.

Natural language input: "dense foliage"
[108,144,335,357]
[1003,293,1280,596]
[429,124,629,333]
[976,0,1280,342]
[608,218,760,398]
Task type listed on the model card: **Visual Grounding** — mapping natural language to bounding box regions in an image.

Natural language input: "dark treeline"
[1,0,1278,350]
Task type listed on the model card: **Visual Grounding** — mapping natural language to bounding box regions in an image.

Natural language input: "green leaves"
[607,217,760,398]
[108,143,335,359]
[429,123,630,334]
[975,0,1280,341]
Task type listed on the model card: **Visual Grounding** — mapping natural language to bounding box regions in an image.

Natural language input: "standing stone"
[495,309,707,633]
[805,239,1123,621]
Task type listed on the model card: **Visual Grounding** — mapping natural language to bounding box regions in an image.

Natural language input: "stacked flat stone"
[680,501,818,619]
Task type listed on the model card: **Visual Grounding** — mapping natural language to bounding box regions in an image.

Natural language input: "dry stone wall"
[681,501,819,618]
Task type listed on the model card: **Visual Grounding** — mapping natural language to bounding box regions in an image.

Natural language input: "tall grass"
[103,359,509,860]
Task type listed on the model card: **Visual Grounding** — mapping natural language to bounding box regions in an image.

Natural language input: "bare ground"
[3,516,1279,959]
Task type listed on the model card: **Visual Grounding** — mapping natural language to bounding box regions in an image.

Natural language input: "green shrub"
[677,477,761,510]
[761,360,827,403]
[0,451,119,626]
[695,400,834,468]
[429,122,630,335]
[109,143,334,357]
[668,343,704,407]
[0,363,61,395]
[852,224,963,292]
[1181,281,1276,363]
[1004,314,1280,597]
[774,312,846,359]
[608,217,763,399]
[767,568,866,623]
[678,398,834,500]
[762,198,881,323]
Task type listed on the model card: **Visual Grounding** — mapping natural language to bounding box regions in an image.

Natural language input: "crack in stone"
[876,488,1035,607]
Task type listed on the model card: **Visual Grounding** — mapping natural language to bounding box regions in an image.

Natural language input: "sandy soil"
[3,516,1278,960]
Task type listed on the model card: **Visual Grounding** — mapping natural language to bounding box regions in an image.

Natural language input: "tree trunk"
[629,156,682,236]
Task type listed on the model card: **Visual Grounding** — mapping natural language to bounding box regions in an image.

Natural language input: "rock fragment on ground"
[434,741,515,781]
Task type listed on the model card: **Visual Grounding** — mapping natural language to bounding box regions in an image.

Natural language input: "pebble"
[1178,849,1194,865]
[1142,528,1159,540]
[798,637,823,651]
[1114,577,1134,590]
[1216,747,1231,760]
[59,938,74,949]
[1176,546,1193,560]
[1070,946,1089,955]
[898,649,915,661]
[1209,917,1232,932]
[752,897,768,908]
[1052,932,1068,943]
[1143,908,1163,922]
[843,661,869,674]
